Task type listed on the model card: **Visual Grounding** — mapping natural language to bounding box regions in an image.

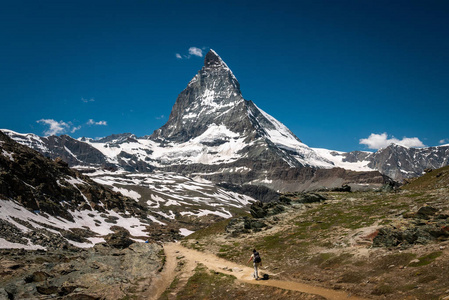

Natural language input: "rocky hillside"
[0,131,143,219]
[403,165,449,190]
[0,131,150,250]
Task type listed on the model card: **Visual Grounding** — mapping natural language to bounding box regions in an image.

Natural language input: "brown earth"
[153,242,365,300]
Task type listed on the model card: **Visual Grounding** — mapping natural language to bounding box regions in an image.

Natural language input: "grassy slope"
[179,166,449,299]
[404,165,449,190]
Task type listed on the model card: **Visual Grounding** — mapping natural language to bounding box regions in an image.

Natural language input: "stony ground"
[0,241,163,300]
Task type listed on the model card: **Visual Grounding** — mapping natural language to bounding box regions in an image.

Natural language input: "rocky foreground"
[0,232,163,300]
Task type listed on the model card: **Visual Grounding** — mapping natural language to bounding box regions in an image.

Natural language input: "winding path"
[150,242,366,300]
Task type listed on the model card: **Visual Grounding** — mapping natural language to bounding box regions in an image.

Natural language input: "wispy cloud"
[440,139,448,144]
[71,126,82,133]
[155,115,165,120]
[176,46,205,59]
[37,119,70,136]
[37,118,107,136]
[188,47,203,57]
[360,132,426,150]
[81,97,95,103]
[87,119,107,126]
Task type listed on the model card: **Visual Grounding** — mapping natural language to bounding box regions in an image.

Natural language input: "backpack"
[254,251,261,263]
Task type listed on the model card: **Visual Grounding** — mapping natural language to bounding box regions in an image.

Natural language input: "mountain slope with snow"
[0,131,257,249]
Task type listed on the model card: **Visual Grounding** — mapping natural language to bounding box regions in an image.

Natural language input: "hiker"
[247,249,262,280]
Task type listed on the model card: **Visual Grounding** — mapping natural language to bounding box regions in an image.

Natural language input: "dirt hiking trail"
[150,242,367,300]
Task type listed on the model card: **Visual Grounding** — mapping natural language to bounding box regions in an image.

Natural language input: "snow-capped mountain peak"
[149,49,333,169]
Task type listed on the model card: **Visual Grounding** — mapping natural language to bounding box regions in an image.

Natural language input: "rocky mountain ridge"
[316,143,449,181]
[5,128,448,185]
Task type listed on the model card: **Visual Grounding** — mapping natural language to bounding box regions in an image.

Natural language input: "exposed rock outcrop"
[0,242,163,300]
[226,192,326,236]
[373,206,449,248]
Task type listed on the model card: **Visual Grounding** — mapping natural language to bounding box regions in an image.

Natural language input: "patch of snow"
[312,148,374,172]
[180,209,232,219]
[66,176,88,186]
[0,199,149,249]
[179,228,195,236]
[148,215,166,225]
[112,187,141,201]
[1,149,14,161]
[64,146,79,160]
[154,210,176,220]
[0,238,45,250]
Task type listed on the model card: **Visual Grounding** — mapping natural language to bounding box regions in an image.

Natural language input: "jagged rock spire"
[149,49,331,169]
[204,49,229,69]
[151,50,245,142]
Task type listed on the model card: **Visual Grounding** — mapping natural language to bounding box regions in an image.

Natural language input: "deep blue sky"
[1,0,448,152]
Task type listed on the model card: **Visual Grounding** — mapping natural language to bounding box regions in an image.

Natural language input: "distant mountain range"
[2,50,448,191]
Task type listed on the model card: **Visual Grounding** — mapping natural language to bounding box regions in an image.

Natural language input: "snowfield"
[0,199,149,250]
[312,148,374,172]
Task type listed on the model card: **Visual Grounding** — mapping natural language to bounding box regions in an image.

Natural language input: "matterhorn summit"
[151,49,245,142]
[151,50,332,169]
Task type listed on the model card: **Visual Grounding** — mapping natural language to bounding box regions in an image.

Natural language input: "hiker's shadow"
[260,274,269,280]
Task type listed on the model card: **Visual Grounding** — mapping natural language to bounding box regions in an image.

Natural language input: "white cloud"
[81,97,95,103]
[440,139,448,144]
[71,126,82,133]
[87,119,107,126]
[36,118,107,136]
[37,119,70,136]
[156,115,165,120]
[176,47,205,59]
[360,133,426,150]
[188,47,203,57]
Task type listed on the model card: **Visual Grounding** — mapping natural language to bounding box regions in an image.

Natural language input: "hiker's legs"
[253,262,259,279]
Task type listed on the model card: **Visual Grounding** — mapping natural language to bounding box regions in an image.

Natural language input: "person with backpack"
[247,249,262,280]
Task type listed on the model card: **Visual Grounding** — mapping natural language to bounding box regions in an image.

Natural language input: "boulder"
[297,193,326,203]
[24,271,51,283]
[416,206,438,219]
[226,217,268,236]
[331,184,351,192]
[104,227,134,249]
[250,201,288,219]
